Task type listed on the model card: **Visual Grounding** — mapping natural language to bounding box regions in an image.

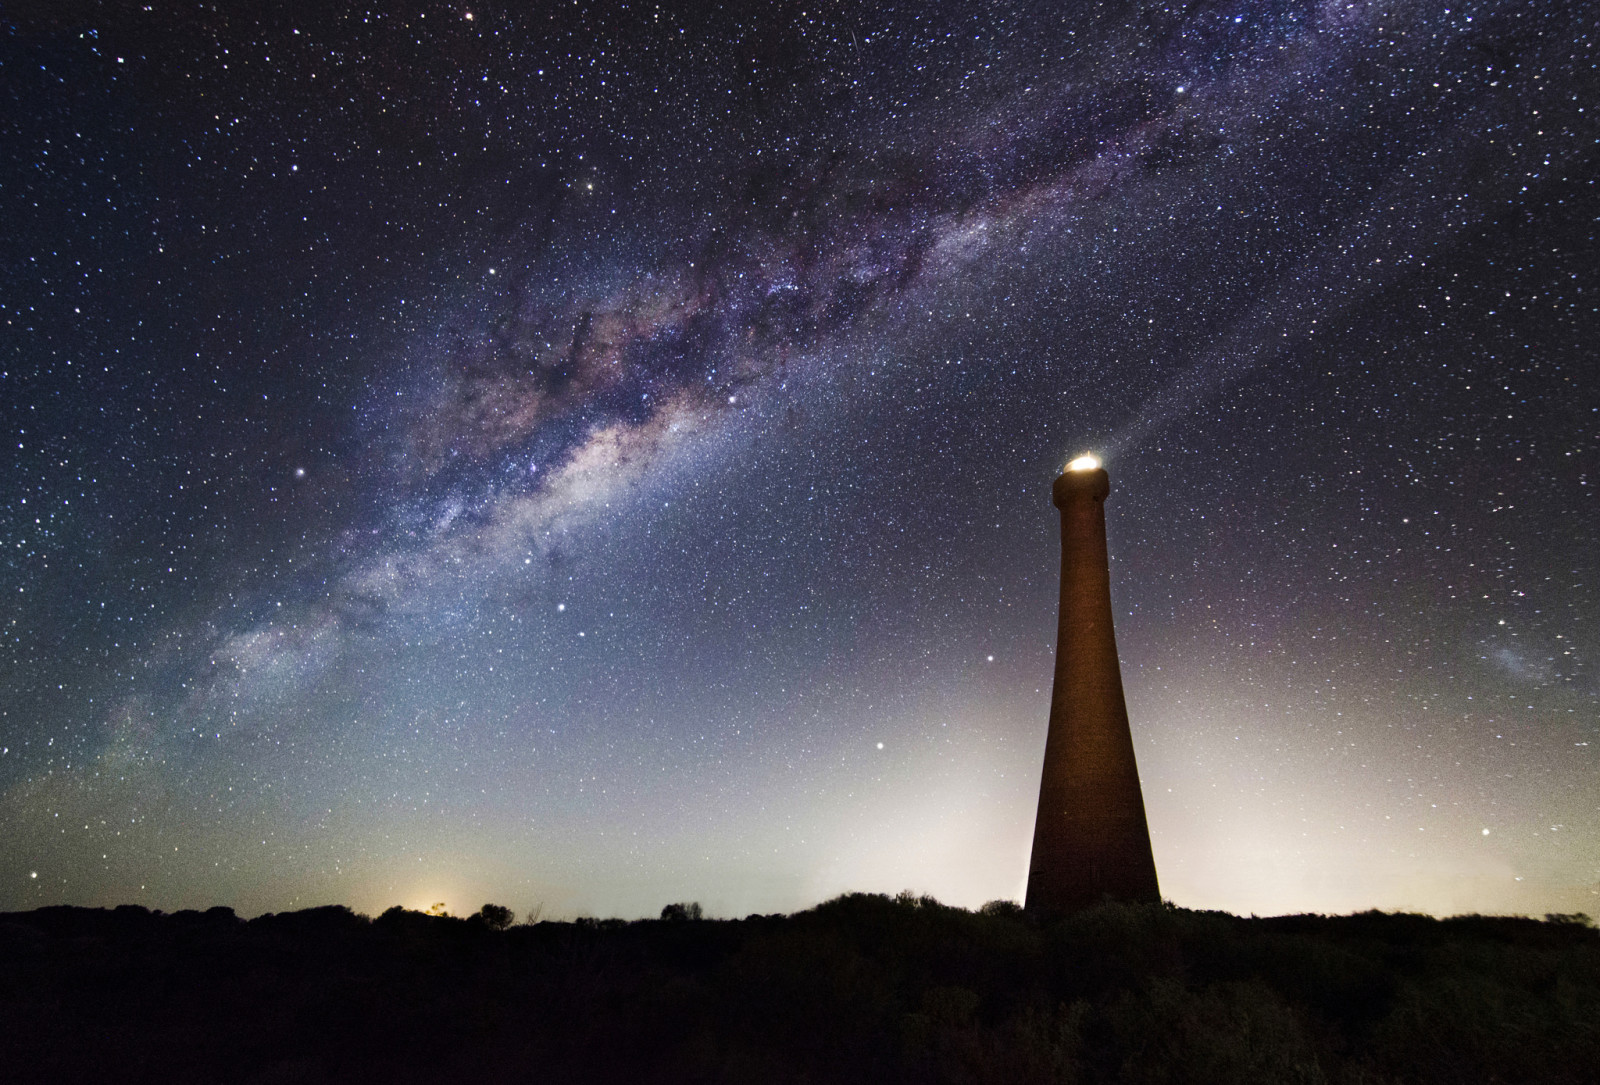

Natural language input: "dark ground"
[1,894,1595,1084]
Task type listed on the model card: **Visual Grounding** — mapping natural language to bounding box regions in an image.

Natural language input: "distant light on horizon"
[1066,454,1101,472]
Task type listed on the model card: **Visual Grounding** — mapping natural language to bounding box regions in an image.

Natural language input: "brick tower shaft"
[1025,463,1160,913]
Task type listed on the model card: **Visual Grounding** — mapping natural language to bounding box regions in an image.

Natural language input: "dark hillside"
[1,896,1594,1084]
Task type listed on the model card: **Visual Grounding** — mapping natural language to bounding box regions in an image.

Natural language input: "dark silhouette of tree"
[660,901,703,921]
[475,903,513,931]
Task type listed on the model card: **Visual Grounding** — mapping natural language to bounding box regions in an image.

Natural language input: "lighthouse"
[1025,455,1161,913]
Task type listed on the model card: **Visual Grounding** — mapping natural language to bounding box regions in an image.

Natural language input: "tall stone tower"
[1025,455,1160,913]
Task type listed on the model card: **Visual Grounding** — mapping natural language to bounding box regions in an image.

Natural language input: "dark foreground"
[2,895,1595,1085]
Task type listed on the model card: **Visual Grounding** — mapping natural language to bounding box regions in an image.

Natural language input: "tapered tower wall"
[1025,465,1160,913]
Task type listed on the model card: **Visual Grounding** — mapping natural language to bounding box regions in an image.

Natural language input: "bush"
[2,898,1595,1083]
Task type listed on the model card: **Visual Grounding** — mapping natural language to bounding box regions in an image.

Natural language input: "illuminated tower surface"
[1026,460,1161,913]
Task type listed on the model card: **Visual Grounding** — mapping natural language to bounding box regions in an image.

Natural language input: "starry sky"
[3,1,1596,921]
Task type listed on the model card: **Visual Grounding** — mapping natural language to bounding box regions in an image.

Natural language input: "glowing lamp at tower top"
[1066,454,1101,472]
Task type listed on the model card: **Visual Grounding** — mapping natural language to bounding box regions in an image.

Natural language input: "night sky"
[3,1,1596,922]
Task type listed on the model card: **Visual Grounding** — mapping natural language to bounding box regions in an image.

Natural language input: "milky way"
[3,1,1596,919]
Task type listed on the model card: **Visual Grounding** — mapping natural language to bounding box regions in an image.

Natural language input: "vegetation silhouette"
[0,895,1594,1084]
[475,903,515,931]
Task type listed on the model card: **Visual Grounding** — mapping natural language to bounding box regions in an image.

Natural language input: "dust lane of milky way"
[1,1,1595,920]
